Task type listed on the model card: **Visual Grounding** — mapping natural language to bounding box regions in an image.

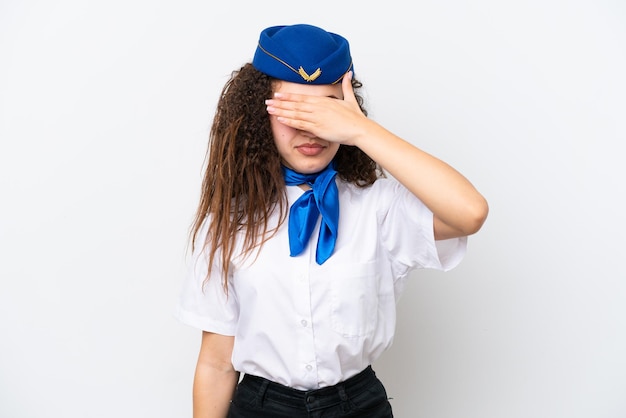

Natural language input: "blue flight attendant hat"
[252,24,354,85]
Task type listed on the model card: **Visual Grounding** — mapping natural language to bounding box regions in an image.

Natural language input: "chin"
[295,161,331,174]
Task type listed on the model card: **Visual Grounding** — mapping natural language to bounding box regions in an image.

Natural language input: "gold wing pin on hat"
[298,66,322,82]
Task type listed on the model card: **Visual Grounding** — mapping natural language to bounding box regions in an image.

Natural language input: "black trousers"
[227,366,394,418]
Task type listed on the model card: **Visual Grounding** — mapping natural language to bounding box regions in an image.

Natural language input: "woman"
[176,23,488,417]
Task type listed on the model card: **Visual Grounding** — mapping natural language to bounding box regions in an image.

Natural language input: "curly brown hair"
[191,63,383,286]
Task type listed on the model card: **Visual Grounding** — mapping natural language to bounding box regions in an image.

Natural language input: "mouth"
[295,143,326,156]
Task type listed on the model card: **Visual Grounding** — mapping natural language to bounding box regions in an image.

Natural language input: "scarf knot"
[282,163,339,264]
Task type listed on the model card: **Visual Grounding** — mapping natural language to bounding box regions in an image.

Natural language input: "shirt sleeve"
[173,219,239,336]
[377,178,467,280]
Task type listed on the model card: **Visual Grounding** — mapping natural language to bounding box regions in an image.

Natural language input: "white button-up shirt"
[175,178,466,390]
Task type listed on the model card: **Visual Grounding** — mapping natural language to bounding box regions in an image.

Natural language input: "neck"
[281,162,335,183]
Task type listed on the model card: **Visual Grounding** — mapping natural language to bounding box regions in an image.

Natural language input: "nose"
[299,129,316,138]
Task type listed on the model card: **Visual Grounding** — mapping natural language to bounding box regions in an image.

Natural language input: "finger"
[266,102,315,122]
[275,114,315,132]
[341,71,357,105]
[266,95,315,114]
[266,100,316,126]
[271,92,316,106]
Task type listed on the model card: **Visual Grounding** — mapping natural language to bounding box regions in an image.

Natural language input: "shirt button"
[306,364,313,371]
[301,320,308,327]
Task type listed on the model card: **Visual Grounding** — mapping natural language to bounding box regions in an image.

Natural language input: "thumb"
[341,71,358,105]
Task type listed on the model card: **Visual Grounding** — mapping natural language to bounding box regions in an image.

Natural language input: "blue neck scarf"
[282,163,339,264]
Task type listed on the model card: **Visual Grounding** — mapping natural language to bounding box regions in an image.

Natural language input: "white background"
[1,1,625,417]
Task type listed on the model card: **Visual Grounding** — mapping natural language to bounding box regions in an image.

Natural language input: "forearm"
[192,332,239,418]
[193,363,239,418]
[354,120,488,236]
